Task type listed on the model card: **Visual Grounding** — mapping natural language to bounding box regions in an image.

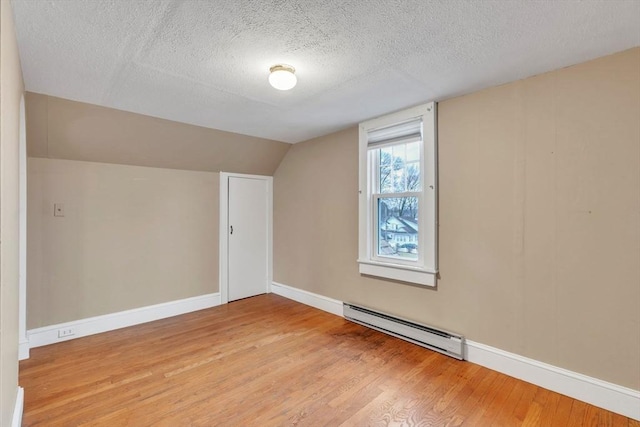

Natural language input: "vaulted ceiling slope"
[12,0,640,144]
[26,93,290,174]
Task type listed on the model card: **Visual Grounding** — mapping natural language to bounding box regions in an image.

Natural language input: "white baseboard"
[27,293,221,349]
[271,282,343,317]
[466,340,640,420]
[19,338,30,360]
[12,387,23,427]
[271,281,640,421]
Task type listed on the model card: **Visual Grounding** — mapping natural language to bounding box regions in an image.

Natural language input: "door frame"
[219,172,273,304]
[19,95,29,360]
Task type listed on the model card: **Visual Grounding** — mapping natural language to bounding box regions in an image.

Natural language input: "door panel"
[228,177,268,301]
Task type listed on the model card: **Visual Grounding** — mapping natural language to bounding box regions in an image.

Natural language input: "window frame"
[358,102,438,286]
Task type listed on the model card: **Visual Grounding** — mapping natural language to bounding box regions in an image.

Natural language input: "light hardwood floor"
[20,294,639,426]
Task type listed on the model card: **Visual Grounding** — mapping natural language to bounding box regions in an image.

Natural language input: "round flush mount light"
[268,64,297,90]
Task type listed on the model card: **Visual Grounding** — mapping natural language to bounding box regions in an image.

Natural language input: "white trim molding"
[12,387,24,427]
[271,282,343,317]
[270,282,640,421]
[27,293,220,349]
[18,338,29,360]
[358,261,435,286]
[358,102,438,287]
[18,95,28,360]
[465,340,640,421]
[219,173,230,304]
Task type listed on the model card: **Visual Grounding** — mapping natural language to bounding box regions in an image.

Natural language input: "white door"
[228,176,269,301]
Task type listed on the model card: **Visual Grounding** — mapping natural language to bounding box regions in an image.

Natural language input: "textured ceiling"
[11,0,640,143]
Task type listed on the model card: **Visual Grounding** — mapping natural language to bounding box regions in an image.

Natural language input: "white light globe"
[269,65,297,90]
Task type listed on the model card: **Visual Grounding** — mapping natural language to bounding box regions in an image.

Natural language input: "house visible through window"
[358,103,437,286]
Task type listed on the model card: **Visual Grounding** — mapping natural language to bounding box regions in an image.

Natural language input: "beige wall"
[0,0,25,424]
[26,93,291,175]
[27,158,219,328]
[24,92,291,330]
[273,48,640,390]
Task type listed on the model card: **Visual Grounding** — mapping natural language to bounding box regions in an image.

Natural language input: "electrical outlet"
[58,328,75,338]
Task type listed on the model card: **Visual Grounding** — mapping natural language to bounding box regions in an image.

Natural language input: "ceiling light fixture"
[269,64,297,90]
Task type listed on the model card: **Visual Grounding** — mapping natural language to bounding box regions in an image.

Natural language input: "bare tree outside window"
[375,140,421,260]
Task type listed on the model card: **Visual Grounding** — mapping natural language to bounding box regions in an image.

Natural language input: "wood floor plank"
[490,377,528,426]
[567,399,589,427]
[510,382,538,424]
[19,294,636,426]
[469,374,515,425]
[520,387,550,427]
[441,367,501,426]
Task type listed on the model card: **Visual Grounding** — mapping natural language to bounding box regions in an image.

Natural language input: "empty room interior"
[1,0,639,426]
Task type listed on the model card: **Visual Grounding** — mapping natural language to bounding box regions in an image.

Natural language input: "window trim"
[358,102,437,286]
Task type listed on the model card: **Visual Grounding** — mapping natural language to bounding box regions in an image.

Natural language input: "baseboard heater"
[343,303,465,360]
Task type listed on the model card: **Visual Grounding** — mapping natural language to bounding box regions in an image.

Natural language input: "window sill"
[357,260,436,287]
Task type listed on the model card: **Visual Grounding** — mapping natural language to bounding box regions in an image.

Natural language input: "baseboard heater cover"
[343,303,465,360]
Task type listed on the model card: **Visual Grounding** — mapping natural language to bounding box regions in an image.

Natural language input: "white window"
[358,102,437,286]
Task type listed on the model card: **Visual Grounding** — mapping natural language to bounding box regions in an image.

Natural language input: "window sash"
[369,136,424,267]
[370,140,424,196]
[371,193,423,266]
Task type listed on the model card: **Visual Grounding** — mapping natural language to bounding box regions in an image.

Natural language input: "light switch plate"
[54,203,65,217]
